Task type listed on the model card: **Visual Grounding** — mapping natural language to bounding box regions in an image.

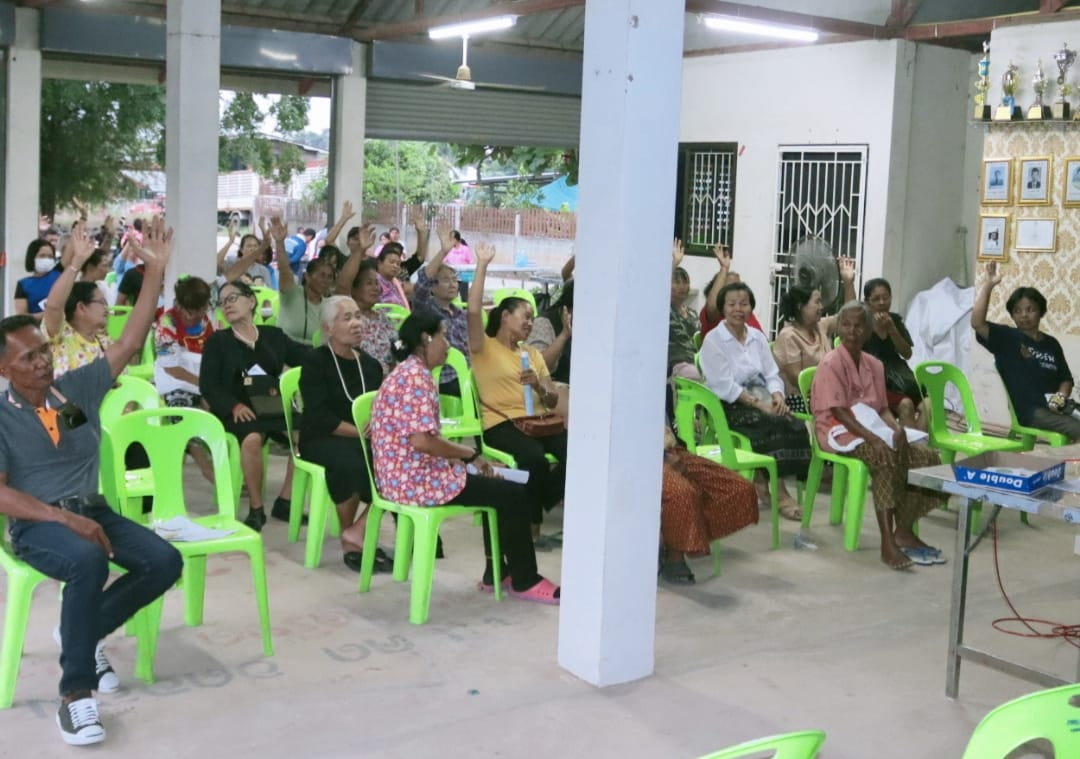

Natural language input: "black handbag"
[243,374,285,419]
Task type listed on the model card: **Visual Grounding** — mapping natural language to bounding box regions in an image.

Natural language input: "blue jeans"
[10,500,183,695]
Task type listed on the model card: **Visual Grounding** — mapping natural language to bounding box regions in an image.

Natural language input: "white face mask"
[34,258,55,274]
[260,305,274,319]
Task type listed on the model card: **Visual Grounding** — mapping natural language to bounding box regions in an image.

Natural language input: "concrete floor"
[0,450,1076,758]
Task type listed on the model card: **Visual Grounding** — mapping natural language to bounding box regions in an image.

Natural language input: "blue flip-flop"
[901,546,947,565]
[901,547,935,566]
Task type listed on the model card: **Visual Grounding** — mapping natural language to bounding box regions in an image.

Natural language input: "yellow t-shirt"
[472,335,550,430]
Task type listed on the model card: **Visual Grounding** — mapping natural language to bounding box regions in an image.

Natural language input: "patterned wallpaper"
[982,123,1080,335]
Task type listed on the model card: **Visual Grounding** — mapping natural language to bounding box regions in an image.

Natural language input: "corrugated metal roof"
[24,1,1080,53]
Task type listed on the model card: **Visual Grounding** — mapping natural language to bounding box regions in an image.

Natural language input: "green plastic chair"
[672,377,780,549]
[1006,396,1070,450]
[99,375,163,520]
[100,407,274,668]
[692,330,703,350]
[697,729,826,759]
[280,367,341,568]
[372,302,409,327]
[432,348,483,440]
[492,287,537,313]
[311,328,323,347]
[105,305,132,342]
[798,367,871,551]
[104,270,118,287]
[351,393,502,625]
[961,683,1080,758]
[0,514,160,705]
[251,286,280,326]
[914,361,1026,465]
[0,513,51,708]
[123,332,156,382]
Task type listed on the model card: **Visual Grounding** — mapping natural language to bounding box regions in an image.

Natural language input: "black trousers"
[483,422,567,524]
[447,474,540,591]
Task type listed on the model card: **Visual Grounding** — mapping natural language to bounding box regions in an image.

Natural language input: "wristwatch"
[463,450,480,463]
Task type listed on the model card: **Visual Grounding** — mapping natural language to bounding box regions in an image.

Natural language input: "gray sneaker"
[56,696,105,745]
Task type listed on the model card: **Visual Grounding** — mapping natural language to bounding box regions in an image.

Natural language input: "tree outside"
[39,80,166,218]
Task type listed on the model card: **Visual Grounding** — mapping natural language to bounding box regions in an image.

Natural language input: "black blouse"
[200,325,312,420]
[298,345,384,444]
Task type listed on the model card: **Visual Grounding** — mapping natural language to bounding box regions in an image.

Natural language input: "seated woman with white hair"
[298,295,387,573]
[811,300,946,571]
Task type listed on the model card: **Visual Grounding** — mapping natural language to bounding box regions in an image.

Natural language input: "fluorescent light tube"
[704,16,818,43]
[429,15,516,40]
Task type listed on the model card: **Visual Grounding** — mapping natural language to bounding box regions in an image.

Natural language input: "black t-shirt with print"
[976,321,1073,425]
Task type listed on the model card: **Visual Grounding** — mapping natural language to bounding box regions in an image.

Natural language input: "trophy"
[1054,42,1076,119]
[1028,61,1052,119]
[974,41,991,120]
[995,61,1023,121]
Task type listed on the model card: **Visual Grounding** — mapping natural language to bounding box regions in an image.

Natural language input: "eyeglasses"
[88,299,108,307]
[220,293,248,306]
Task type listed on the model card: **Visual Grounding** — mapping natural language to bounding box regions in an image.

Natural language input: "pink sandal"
[508,577,561,605]
[477,576,513,593]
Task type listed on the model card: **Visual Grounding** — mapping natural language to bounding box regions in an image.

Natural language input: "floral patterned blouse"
[44,321,110,378]
[370,355,467,506]
[356,310,397,373]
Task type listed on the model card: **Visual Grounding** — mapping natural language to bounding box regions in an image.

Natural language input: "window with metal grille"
[770,145,868,337]
[674,142,737,256]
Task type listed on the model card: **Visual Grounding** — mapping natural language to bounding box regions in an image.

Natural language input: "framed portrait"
[978,214,1009,261]
[1015,218,1057,252]
[1063,157,1080,206]
[1018,156,1052,205]
[981,158,1011,204]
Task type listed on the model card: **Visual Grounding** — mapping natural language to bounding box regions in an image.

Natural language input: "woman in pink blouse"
[443,231,473,266]
[349,259,397,372]
[370,312,560,604]
[810,301,945,571]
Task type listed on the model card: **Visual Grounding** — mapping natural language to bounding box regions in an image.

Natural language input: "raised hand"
[100,215,114,240]
[73,197,89,220]
[227,217,238,240]
[838,257,856,283]
[476,241,497,266]
[68,220,95,269]
[714,243,731,270]
[140,215,174,268]
[38,214,52,233]
[436,221,454,250]
[409,206,427,231]
[358,223,376,251]
[269,215,288,245]
[561,306,573,337]
[672,238,685,268]
[985,260,1002,286]
[257,216,268,240]
[340,200,355,223]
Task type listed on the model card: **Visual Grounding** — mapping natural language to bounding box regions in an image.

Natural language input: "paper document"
[851,403,929,449]
[468,463,530,484]
[153,516,237,542]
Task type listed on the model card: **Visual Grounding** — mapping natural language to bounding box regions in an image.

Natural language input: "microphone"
[521,351,534,415]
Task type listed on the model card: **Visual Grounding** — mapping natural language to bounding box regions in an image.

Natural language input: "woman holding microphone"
[469,243,568,544]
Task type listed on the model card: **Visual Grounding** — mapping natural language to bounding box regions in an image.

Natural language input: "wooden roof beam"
[885,0,922,29]
[353,0,586,42]
[685,1,893,40]
[905,9,1080,42]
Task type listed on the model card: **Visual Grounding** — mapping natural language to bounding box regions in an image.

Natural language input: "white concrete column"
[328,42,365,242]
[4,9,41,317]
[557,2,684,686]
[165,0,220,289]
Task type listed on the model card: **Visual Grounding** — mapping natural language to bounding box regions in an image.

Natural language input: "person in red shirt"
[699,245,763,338]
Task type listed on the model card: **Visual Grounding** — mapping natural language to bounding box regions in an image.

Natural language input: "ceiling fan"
[418,36,545,92]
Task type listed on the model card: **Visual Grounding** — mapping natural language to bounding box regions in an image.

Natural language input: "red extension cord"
[989,519,1080,648]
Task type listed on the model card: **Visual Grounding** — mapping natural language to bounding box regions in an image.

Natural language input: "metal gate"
[678,142,737,254]
[770,145,868,337]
